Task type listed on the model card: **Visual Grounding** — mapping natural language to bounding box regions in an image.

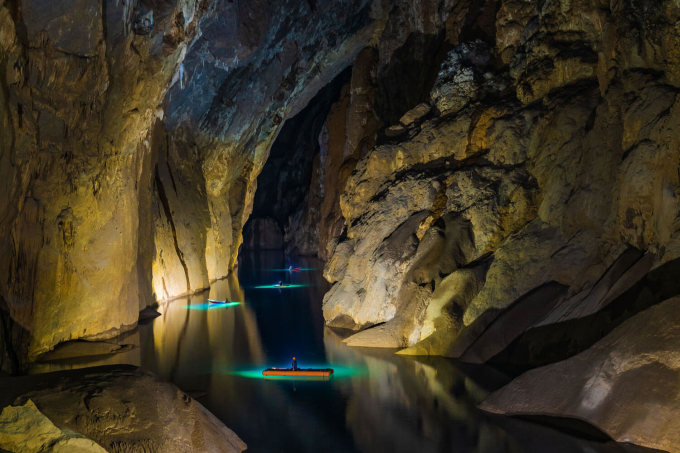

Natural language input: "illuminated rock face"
[0,0,377,369]
[323,0,680,356]
[480,295,680,453]
[1,366,247,452]
[0,0,197,365]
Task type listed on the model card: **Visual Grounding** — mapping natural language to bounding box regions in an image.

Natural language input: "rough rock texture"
[0,0,435,370]
[154,0,380,293]
[480,296,680,453]
[0,0,202,366]
[0,400,107,453]
[0,365,246,453]
[323,0,680,360]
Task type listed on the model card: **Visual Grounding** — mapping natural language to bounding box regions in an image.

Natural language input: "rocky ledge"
[0,365,246,453]
[480,295,680,453]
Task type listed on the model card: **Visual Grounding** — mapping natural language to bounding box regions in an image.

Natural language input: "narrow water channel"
[30,252,647,453]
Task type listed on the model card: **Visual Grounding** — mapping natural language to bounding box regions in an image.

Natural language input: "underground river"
[29,252,651,453]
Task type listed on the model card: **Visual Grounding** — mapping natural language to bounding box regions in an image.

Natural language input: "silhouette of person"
[292,357,298,370]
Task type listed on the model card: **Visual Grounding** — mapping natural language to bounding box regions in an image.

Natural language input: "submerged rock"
[480,296,680,453]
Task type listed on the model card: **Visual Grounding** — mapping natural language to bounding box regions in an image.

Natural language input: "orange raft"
[262,368,334,377]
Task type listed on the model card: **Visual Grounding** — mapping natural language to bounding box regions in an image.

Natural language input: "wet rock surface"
[0,365,246,453]
[480,296,680,453]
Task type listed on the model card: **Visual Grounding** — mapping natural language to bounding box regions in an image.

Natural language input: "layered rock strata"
[323,0,680,359]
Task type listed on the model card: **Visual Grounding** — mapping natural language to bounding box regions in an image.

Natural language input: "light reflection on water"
[29,252,647,453]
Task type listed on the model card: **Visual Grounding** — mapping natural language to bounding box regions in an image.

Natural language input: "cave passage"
[243,67,352,257]
[2,1,680,452]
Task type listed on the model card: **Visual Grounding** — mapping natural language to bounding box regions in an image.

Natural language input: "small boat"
[289,267,301,272]
[208,299,230,304]
[273,283,290,287]
[262,368,334,377]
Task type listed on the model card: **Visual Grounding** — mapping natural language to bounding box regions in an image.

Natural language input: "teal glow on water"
[30,251,620,453]
[227,364,366,380]
[187,302,241,310]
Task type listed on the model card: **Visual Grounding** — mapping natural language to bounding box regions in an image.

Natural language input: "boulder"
[0,366,246,453]
[480,296,680,453]
[399,103,430,127]
[0,400,107,453]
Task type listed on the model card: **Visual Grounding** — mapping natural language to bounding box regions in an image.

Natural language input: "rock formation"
[0,400,107,453]
[1,0,680,449]
[0,365,246,452]
[0,0,383,369]
[323,0,680,358]
[315,0,680,448]
[480,295,680,453]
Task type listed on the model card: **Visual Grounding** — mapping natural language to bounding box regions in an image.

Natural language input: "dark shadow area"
[376,31,450,125]
[514,415,614,442]
[489,256,680,375]
[242,67,352,251]
[0,296,28,375]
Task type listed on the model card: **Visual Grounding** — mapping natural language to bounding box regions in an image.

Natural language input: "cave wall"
[323,0,680,359]
[0,0,199,366]
[0,0,453,369]
[151,0,380,299]
[243,68,352,256]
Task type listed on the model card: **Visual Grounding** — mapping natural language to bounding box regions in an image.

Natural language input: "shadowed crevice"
[488,256,680,375]
[155,164,191,293]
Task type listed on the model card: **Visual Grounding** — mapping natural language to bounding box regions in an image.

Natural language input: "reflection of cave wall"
[243,68,352,255]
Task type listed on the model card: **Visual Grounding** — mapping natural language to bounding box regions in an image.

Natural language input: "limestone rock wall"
[156,0,380,288]
[323,0,680,358]
[0,0,203,366]
[0,0,383,370]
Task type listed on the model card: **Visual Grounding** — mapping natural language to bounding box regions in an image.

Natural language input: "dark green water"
[31,251,648,453]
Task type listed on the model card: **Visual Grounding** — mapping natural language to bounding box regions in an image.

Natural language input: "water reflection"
[30,251,653,453]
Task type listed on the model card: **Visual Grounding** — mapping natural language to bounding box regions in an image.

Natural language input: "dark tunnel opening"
[242,67,353,257]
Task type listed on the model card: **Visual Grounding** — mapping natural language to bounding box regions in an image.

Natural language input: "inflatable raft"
[262,368,334,377]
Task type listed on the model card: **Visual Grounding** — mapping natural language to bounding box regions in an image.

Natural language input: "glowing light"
[226,364,366,380]
[187,302,241,310]
[252,284,309,289]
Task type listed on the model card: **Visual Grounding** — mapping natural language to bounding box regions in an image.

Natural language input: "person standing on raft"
[292,357,298,370]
